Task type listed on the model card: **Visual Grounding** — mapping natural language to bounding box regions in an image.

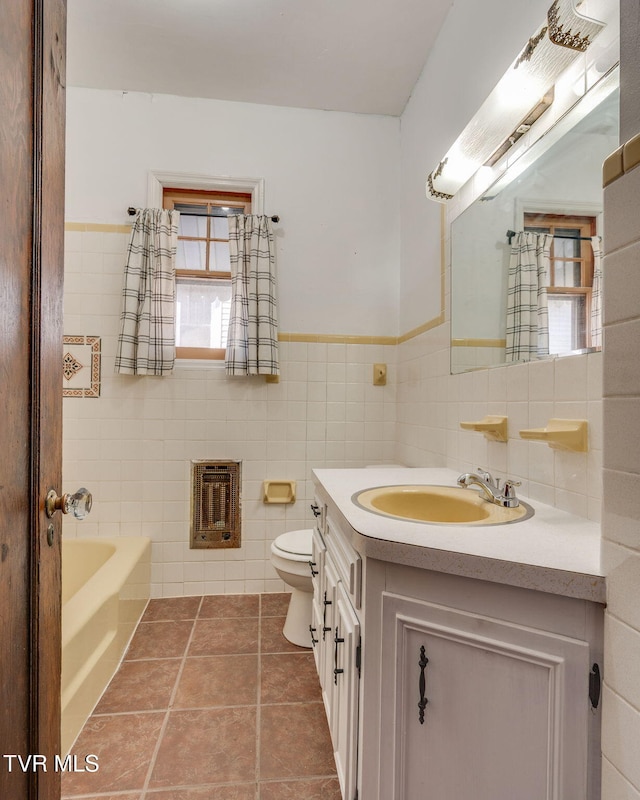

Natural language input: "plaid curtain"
[590,235,603,348]
[225,215,280,376]
[505,231,551,363]
[115,209,179,376]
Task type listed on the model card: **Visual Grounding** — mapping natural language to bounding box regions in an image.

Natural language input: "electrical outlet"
[373,363,387,385]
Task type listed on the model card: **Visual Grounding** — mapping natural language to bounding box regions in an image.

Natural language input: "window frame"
[163,187,252,361]
[524,212,597,350]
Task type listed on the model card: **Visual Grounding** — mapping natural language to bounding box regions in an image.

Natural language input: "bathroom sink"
[353,485,533,525]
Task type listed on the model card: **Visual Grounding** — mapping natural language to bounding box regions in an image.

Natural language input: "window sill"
[174,357,226,370]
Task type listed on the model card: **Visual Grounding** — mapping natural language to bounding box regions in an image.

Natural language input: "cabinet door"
[332,580,361,800]
[310,529,326,663]
[380,594,590,800]
[320,557,339,725]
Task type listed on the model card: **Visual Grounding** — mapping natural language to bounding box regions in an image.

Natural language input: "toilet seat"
[272,528,313,559]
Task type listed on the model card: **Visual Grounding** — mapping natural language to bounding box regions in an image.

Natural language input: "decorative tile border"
[63,336,101,398]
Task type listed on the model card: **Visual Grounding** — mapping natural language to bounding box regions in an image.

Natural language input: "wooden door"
[0,1,66,798]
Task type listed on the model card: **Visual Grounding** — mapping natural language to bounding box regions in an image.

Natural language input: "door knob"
[45,487,92,520]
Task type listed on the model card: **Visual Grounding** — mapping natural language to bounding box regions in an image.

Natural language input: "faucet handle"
[476,468,496,487]
[502,479,521,497]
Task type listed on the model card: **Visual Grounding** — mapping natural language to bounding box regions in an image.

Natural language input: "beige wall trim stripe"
[281,316,447,346]
[452,338,506,348]
[397,314,445,344]
[279,332,397,345]
[66,222,132,233]
[603,131,640,187]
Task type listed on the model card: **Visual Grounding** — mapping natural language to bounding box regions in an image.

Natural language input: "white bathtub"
[61,537,150,755]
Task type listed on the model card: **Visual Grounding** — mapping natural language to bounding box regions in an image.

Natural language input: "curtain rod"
[127,206,280,223]
[506,229,593,245]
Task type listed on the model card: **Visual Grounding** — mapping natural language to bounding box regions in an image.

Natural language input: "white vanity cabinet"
[361,560,603,800]
[311,469,604,800]
[309,501,361,800]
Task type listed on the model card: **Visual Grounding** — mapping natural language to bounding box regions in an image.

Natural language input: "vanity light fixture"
[483,90,554,168]
[426,0,607,202]
[483,62,618,200]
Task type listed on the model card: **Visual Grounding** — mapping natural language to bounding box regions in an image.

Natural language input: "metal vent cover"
[190,460,241,549]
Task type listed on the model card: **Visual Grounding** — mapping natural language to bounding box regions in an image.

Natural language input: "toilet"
[270,528,314,648]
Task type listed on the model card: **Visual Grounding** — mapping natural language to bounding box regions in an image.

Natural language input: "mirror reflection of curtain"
[505,231,552,363]
[590,235,603,348]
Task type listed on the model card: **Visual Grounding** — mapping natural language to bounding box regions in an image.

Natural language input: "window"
[163,188,251,360]
[524,212,596,354]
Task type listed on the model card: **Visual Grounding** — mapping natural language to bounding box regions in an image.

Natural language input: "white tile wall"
[601,150,640,793]
[62,228,396,597]
[395,327,603,520]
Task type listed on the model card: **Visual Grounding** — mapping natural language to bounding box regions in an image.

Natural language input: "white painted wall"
[399,0,552,332]
[63,88,400,596]
[65,88,401,337]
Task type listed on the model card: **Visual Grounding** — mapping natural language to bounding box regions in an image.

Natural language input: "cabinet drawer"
[325,515,362,609]
[310,496,325,536]
[311,527,326,592]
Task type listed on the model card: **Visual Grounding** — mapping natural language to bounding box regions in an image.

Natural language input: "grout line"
[144,780,259,795]
[62,792,142,799]
[256,594,263,800]
[138,595,205,800]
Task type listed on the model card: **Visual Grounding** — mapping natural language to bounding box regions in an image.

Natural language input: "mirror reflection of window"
[449,83,618,374]
[524,213,596,354]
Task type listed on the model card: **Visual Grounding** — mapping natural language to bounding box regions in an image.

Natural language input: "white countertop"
[312,467,605,604]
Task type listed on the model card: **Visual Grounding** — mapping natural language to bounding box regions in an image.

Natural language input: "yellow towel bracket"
[459,415,508,443]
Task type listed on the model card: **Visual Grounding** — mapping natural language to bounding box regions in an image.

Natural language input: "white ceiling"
[66,0,453,117]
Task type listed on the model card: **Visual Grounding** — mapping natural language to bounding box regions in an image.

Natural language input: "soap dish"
[263,480,296,504]
[519,419,588,452]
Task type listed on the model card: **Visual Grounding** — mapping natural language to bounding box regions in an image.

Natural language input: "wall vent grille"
[190,460,241,549]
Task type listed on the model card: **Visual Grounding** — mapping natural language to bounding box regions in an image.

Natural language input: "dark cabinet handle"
[334,626,345,684]
[322,591,332,640]
[589,663,601,709]
[308,560,318,577]
[418,645,429,724]
[309,624,318,647]
[310,503,321,518]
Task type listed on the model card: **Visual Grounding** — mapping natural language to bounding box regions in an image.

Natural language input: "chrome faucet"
[457,470,521,508]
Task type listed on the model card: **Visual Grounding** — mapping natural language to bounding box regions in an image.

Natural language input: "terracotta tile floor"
[62,593,342,800]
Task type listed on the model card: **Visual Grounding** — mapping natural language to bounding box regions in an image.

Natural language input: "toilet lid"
[275,528,313,556]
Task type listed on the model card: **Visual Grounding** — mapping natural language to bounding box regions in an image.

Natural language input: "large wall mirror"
[450,70,619,374]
